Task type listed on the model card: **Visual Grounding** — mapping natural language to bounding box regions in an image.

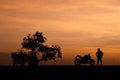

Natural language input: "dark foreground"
[0,66,120,80]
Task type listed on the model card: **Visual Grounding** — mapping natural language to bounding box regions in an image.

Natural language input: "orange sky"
[0,0,120,65]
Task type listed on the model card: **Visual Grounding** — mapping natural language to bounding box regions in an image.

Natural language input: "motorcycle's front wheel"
[74,58,82,66]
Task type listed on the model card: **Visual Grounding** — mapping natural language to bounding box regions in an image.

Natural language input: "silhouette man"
[96,48,104,66]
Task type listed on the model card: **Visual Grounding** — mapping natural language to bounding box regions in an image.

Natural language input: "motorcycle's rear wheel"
[89,59,95,66]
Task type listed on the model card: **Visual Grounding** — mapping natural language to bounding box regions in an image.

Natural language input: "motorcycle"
[74,54,95,66]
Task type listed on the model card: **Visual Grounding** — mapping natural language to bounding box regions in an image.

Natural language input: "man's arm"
[96,52,98,56]
[101,51,103,56]
[102,51,104,56]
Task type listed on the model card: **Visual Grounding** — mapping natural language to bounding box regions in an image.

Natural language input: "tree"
[11,32,62,66]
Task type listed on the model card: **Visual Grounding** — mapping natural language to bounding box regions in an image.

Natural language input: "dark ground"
[0,66,120,80]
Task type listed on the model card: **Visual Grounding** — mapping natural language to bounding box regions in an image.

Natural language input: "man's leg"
[100,57,102,66]
[97,57,99,65]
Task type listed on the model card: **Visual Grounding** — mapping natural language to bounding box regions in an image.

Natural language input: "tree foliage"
[11,32,62,66]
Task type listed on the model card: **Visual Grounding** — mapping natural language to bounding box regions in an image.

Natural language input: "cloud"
[0,0,120,65]
[1,0,120,23]
[99,34,120,46]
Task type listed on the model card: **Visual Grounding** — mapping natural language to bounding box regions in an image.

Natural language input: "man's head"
[98,48,100,51]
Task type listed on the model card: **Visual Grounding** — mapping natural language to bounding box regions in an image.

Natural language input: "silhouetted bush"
[11,32,62,66]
